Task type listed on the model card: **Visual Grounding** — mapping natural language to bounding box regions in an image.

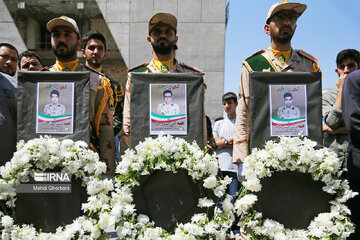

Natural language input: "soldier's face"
[82,38,106,68]
[51,94,59,104]
[284,96,293,107]
[147,23,178,55]
[265,11,297,44]
[0,46,18,76]
[164,93,172,104]
[51,26,81,61]
[20,56,42,71]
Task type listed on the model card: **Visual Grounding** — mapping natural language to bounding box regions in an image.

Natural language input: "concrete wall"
[96,0,226,121]
[0,0,26,53]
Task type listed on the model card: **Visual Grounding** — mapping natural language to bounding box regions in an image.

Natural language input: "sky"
[224,0,360,94]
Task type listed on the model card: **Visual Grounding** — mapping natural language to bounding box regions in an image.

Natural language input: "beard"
[271,26,295,44]
[52,42,78,61]
[151,38,175,55]
[86,57,102,68]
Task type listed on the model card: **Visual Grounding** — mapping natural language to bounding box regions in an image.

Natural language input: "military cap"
[47,15,80,34]
[149,12,177,35]
[266,1,307,23]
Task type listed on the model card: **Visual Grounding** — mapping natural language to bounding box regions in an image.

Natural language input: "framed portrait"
[249,72,322,150]
[149,83,187,135]
[36,82,74,134]
[17,72,90,143]
[130,73,204,149]
[269,84,308,136]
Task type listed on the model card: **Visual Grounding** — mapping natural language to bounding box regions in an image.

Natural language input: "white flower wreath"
[235,136,358,240]
[112,134,235,239]
[0,136,115,240]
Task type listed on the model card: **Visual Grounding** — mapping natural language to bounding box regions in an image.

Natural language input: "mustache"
[56,43,68,48]
[157,37,168,43]
[280,26,292,32]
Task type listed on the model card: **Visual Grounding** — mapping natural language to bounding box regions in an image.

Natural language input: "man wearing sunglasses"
[233,1,320,164]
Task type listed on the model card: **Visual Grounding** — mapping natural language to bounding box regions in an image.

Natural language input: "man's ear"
[264,24,271,36]
[81,49,85,58]
[335,68,339,74]
[174,36,178,44]
[147,36,152,45]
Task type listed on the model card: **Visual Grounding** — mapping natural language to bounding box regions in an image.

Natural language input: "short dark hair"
[0,43,19,58]
[163,89,173,96]
[336,49,360,67]
[81,31,106,50]
[284,92,293,99]
[222,92,237,103]
[18,50,42,68]
[50,89,60,97]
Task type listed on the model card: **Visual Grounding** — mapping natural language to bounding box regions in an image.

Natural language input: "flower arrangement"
[0,136,114,240]
[113,134,235,239]
[235,136,358,240]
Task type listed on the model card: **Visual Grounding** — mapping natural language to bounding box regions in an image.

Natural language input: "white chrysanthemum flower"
[242,178,262,192]
[98,212,115,229]
[1,216,13,228]
[198,197,215,208]
[203,176,217,189]
[235,194,257,215]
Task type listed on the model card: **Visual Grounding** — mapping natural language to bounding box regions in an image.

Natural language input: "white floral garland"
[0,136,115,240]
[112,134,235,239]
[235,136,358,240]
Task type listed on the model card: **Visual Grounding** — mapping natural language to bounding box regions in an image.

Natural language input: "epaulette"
[181,63,202,73]
[245,50,265,61]
[39,66,50,71]
[127,63,149,72]
[83,64,105,76]
[297,50,318,63]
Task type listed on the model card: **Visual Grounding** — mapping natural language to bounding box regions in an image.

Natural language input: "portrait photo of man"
[36,82,74,134]
[44,89,65,116]
[149,83,187,135]
[277,92,300,119]
[269,84,308,136]
[157,89,180,116]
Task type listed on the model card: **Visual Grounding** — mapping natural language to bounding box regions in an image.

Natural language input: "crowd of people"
[0,1,359,239]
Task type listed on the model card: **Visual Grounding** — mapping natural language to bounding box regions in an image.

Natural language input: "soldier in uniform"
[44,89,65,116]
[81,31,124,136]
[277,92,300,119]
[121,12,203,153]
[43,16,116,174]
[157,89,180,116]
[233,1,321,164]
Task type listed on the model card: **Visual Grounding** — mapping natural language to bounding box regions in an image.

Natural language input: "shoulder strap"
[82,64,105,76]
[180,62,203,73]
[243,50,276,72]
[39,66,50,71]
[297,49,318,63]
[127,63,150,72]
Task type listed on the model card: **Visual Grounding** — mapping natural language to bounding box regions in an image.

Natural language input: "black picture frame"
[17,71,90,143]
[249,72,322,150]
[130,73,204,149]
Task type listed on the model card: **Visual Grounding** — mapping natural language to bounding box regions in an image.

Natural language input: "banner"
[130,73,204,148]
[17,72,90,143]
[249,72,322,150]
